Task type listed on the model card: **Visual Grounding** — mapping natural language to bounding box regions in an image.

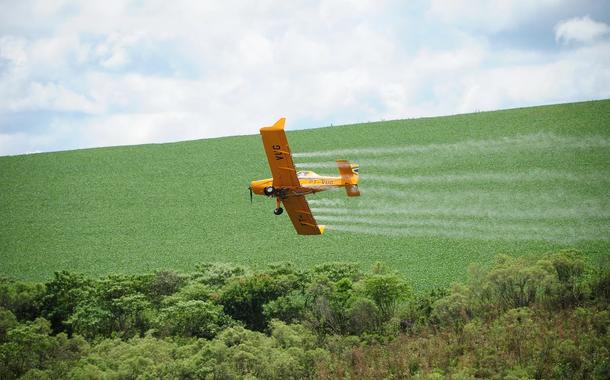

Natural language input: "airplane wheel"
[264,186,275,196]
[274,207,283,215]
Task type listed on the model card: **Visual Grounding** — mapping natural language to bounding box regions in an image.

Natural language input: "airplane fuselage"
[250,174,347,198]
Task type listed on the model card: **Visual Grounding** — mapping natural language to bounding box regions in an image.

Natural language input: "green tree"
[65,336,180,379]
[311,262,363,283]
[156,300,232,338]
[161,282,213,307]
[220,272,300,331]
[362,273,411,321]
[484,255,559,311]
[431,284,473,332]
[549,250,588,308]
[0,318,56,378]
[191,262,246,288]
[0,278,45,320]
[148,270,186,304]
[346,297,379,335]
[305,277,356,336]
[67,301,113,339]
[0,308,17,343]
[41,272,94,334]
[263,291,307,323]
[110,293,153,337]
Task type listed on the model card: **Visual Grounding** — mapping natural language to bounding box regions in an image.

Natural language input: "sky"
[1,0,609,156]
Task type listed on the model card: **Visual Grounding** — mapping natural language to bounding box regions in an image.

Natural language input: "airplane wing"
[282,195,325,235]
[259,118,300,188]
[260,118,324,235]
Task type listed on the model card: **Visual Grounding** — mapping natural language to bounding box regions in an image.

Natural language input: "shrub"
[161,282,213,306]
[66,336,179,379]
[586,260,610,305]
[96,274,150,302]
[400,287,449,328]
[214,325,322,379]
[362,272,411,322]
[484,255,559,311]
[41,271,95,334]
[311,262,363,282]
[192,262,247,288]
[269,320,316,350]
[553,339,585,379]
[304,278,352,336]
[0,253,606,379]
[220,272,300,331]
[0,318,56,378]
[156,300,232,338]
[110,293,153,337]
[263,291,307,323]
[0,278,45,321]
[489,308,537,363]
[431,284,473,332]
[0,308,17,342]
[549,250,589,308]
[346,297,379,335]
[67,301,113,339]
[148,270,186,303]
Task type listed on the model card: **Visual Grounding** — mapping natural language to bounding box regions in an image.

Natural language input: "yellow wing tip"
[260,117,286,133]
[319,225,325,234]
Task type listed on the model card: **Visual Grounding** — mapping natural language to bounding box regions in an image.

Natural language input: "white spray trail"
[360,188,607,209]
[295,162,338,169]
[316,215,609,239]
[311,185,609,240]
[312,205,610,220]
[309,190,609,218]
[361,170,610,186]
[324,224,610,243]
[290,131,609,242]
[293,132,610,158]
[308,199,345,206]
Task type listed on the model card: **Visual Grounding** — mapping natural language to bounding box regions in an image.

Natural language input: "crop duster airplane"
[249,118,360,235]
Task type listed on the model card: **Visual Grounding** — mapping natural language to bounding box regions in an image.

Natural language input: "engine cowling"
[263,186,274,196]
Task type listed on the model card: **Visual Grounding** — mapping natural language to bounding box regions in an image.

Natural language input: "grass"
[1,100,609,289]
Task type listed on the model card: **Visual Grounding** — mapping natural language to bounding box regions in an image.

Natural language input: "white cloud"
[0,131,57,156]
[12,81,98,113]
[555,15,610,44]
[0,36,27,67]
[411,41,487,72]
[456,42,610,112]
[428,0,565,33]
[1,1,610,156]
[79,112,207,148]
[94,33,141,69]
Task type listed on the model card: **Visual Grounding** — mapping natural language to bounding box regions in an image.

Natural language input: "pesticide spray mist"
[296,133,610,243]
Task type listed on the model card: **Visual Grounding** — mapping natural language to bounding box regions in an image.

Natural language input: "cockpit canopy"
[297,171,319,178]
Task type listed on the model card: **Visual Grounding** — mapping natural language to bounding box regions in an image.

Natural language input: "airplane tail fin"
[336,160,360,197]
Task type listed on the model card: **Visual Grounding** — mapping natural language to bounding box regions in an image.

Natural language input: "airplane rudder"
[350,162,359,177]
[337,160,359,188]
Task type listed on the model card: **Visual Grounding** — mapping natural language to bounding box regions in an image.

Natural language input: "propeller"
[248,187,253,203]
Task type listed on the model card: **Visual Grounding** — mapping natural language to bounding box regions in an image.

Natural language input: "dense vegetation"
[1,100,609,288]
[1,250,608,379]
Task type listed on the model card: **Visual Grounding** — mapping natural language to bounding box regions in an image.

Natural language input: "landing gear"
[273,198,283,215]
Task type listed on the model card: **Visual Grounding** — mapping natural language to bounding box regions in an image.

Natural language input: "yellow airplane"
[249,118,360,235]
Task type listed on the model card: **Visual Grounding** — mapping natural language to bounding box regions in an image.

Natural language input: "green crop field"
[1,100,609,289]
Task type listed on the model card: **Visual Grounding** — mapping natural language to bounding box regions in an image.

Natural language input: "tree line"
[0,250,608,379]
